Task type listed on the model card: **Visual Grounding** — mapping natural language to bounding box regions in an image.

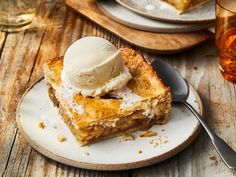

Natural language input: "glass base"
[0,13,34,32]
[0,23,32,32]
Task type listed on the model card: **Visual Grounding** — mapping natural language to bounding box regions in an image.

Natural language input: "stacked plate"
[96,0,215,33]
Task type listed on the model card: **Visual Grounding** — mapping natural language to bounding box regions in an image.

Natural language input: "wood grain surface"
[0,0,236,177]
[66,0,213,54]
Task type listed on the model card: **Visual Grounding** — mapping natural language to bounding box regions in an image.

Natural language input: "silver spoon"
[151,59,236,169]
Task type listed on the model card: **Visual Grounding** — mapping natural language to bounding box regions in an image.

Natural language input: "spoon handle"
[183,101,236,169]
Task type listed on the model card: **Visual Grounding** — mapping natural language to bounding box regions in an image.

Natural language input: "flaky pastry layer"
[44,47,172,146]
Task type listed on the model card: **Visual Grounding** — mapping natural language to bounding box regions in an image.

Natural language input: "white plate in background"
[97,0,214,33]
[116,0,215,23]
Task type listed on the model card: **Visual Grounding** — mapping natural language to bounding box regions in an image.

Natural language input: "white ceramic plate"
[116,0,215,23]
[97,0,214,33]
[16,79,203,170]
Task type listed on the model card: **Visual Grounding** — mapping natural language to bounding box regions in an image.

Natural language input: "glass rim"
[216,0,236,14]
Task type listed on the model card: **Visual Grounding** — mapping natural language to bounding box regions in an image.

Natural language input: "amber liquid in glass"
[216,27,236,83]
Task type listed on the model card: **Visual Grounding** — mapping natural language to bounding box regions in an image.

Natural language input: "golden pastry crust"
[44,47,172,146]
[162,0,210,13]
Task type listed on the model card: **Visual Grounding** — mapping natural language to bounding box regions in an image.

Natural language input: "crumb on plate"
[52,123,57,129]
[151,136,169,148]
[38,121,45,129]
[139,130,157,137]
[57,134,66,142]
[85,152,90,156]
[138,150,142,154]
[163,139,168,144]
[122,133,135,141]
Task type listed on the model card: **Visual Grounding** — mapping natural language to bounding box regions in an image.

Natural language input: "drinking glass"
[0,0,37,32]
[215,0,236,84]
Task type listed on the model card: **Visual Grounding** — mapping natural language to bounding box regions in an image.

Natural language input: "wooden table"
[0,0,236,176]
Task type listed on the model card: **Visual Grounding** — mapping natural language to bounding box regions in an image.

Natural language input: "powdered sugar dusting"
[58,84,84,115]
[111,87,142,109]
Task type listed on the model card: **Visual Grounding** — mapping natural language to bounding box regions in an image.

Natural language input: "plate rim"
[16,77,204,171]
[96,0,214,33]
[115,0,215,24]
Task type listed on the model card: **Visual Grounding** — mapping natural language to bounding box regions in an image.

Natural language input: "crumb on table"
[209,156,217,161]
[139,130,157,137]
[38,121,45,129]
[57,134,66,142]
[209,156,218,166]
[122,133,135,141]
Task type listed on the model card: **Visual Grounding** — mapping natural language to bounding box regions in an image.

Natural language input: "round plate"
[116,0,215,24]
[16,78,203,171]
[97,0,214,33]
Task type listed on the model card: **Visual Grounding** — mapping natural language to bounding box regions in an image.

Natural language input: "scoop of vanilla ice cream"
[61,37,132,97]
